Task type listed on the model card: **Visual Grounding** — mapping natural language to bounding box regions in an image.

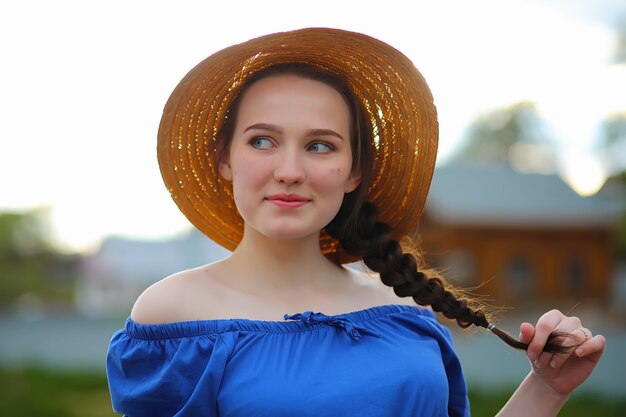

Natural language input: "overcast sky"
[1,0,625,252]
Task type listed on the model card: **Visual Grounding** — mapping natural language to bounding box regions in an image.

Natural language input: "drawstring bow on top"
[284,311,381,341]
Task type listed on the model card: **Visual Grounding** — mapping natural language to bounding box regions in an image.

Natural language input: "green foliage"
[611,171,626,258]
[0,209,79,308]
[450,101,555,168]
[597,114,626,258]
[468,388,626,417]
[598,112,626,177]
[601,113,626,147]
[0,367,624,417]
[0,367,116,417]
[613,17,626,64]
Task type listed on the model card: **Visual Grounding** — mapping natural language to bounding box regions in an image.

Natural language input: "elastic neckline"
[124,304,435,340]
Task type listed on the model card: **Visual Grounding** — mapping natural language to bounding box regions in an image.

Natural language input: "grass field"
[1,367,624,416]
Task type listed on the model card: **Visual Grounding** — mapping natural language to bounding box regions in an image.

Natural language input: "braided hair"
[325,200,568,353]
[217,62,569,353]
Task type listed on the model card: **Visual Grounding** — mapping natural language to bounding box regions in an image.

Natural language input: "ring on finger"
[576,327,591,342]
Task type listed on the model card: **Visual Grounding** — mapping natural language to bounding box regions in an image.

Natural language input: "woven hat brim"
[157,27,438,263]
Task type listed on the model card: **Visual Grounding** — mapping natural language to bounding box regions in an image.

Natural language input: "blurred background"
[1,0,625,415]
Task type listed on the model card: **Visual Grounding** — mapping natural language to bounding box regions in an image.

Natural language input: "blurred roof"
[425,165,626,228]
[83,229,230,282]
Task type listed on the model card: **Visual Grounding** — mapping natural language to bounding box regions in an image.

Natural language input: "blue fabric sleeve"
[106,319,237,417]
[388,311,470,417]
[424,318,471,417]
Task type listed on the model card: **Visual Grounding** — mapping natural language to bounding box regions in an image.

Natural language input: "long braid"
[327,201,569,353]
[222,63,572,353]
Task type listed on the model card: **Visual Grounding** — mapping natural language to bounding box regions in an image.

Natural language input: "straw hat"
[157,27,438,263]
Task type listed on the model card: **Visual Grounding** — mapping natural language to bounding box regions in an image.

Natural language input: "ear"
[218,156,233,181]
[344,170,362,193]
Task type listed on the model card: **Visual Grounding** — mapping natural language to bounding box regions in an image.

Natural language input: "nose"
[274,147,306,184]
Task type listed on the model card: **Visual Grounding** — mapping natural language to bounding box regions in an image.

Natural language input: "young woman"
[106,28,605,417]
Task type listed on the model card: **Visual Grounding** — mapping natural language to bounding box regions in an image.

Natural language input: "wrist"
[525,371,571,407]
[496,372,571,417]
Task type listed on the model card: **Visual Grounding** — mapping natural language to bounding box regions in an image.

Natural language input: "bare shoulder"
[344,266,420,308]
[344,265,432,310]
[130,262,224,324]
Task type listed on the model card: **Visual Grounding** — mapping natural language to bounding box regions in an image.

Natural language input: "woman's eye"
[250,137,273,149]
[307,142,333,153]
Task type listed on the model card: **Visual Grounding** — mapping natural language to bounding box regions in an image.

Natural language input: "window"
[505,255,534,297]
[440,250,476,285]
[566,256,586,296]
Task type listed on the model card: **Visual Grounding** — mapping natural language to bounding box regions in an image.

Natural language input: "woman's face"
[219,74,361,244]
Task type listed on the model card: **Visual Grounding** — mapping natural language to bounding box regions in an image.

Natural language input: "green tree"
[598,113,626,258]
[602,112,626,144]
[613,17,626,64]
[599,112,626,168]
[0,209,79,309]
[614,172,626,259]
[449,101,556,170]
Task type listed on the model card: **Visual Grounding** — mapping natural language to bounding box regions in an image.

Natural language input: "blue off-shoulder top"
[106,304,469,417]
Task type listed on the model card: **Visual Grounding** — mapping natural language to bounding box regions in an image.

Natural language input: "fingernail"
[533,360,542,369]
[550,360,557,368]
[575,348,583,356]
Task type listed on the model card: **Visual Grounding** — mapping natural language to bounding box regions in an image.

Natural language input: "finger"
[548,324,601,368]
[539,324,587,368]
[535,349,555,369]
[548,337,576,368]
[544,326,586,368]
[528,310,564,363]
[519,322,534,345]
[520,323,544,367]
[571,327,592,345]
[575,334,606,360]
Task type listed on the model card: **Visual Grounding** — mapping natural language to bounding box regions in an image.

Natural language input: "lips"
[266,194,310,202]
[266,193,310,208]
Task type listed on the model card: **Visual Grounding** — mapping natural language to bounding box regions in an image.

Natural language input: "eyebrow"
[244,123,282,134]
[306,129,344,141]
[243,123,344,140]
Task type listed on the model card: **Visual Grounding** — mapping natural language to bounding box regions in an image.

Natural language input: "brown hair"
[216,63,569,353]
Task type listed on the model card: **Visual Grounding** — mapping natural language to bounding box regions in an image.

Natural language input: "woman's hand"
[520,309,606,397]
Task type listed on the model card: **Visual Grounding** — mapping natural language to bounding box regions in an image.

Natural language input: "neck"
[224,227,346,293]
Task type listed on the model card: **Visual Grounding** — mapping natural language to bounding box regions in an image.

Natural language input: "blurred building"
[76,165,626,317]
[421,165,626,306]
[76,230,230,317]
